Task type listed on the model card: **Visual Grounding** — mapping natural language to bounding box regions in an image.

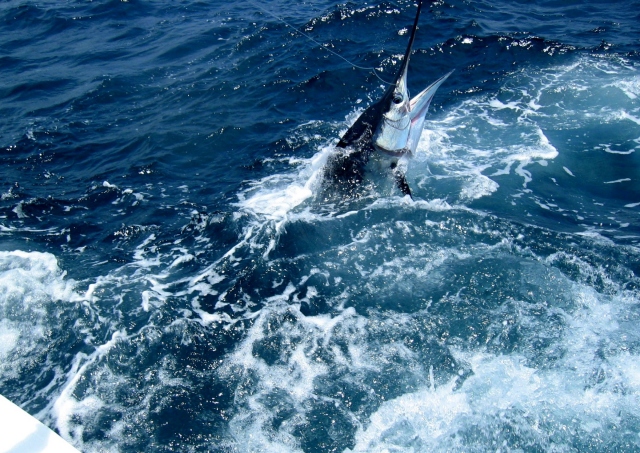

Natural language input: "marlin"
[324,0,452,198]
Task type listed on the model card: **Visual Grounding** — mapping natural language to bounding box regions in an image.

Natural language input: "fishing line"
[245,0,395,86]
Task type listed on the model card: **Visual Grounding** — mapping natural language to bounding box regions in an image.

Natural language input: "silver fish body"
[326,0,451,198]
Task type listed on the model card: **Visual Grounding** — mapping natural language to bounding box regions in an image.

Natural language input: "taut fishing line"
[245,0,396,86]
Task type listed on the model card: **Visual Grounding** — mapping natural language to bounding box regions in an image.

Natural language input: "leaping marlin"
[324,0,452,198]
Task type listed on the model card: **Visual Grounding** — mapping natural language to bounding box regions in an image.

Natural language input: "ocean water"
[1,0,639,451]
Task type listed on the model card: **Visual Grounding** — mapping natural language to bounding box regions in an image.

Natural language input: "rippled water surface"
[1,0,639,451]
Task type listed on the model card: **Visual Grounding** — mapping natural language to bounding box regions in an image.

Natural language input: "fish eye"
[392,94,403,104]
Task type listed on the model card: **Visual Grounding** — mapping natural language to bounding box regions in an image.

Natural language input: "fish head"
[336,0,451,160]
[371,0,451,157]
[372,69,412,156]
[373,60,452,157]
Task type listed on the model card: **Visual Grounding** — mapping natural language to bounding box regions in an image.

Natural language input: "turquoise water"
[1,0,639,451]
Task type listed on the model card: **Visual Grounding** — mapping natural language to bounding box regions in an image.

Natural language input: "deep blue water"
[1,0,640,451]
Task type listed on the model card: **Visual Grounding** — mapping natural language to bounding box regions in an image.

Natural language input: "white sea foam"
[232,142,333,259]
[346,282,640,452]
[0,319,20,363]
[21,54,636,453]
[52,330,127,442]
[0,251,81,322]
[604,178,632,184]
[0,250,86,442]
[220,277,376,448]
[215,229,626,451]
[460,173,499,200]
[613,76,640,99]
